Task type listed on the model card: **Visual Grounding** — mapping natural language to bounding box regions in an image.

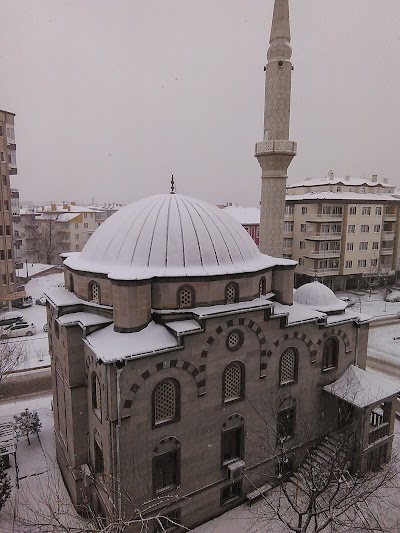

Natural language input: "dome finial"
[170,174,175,194]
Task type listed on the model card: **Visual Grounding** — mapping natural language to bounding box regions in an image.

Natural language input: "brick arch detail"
[266,331,317,363]
[154,436,180,454]
[123,360,202,410]
[316,329,351,354]
[199,318,268,387]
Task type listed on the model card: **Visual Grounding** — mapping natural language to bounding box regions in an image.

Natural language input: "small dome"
[64,194,294,280]
[293,281,347,313]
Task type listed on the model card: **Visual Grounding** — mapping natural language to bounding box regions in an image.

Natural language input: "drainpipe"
[115,364,123,522]
[355,321,360,367]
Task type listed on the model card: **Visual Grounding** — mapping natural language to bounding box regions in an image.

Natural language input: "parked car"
[0,311,24,330]
[0,322,36,339]
[339,296,355,307]
[385,290,400,303]
[13,296,33,309]
[36,296,46,306]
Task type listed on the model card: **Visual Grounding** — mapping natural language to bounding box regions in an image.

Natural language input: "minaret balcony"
[255,140,297,157]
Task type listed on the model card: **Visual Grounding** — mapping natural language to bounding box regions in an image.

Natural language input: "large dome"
[294,281,347,313]
[64,194,294,280]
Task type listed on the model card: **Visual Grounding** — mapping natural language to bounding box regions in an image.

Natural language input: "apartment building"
[284,174,400,290]
[20,202,121,264]
[0,110,23,304]
[219,204,260,246]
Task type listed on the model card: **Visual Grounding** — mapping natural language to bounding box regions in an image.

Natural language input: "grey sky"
[1,0,400,206]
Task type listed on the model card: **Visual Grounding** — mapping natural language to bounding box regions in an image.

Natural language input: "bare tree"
[31,212,67,265]
[246,392,400,533]
[0,339,27,393]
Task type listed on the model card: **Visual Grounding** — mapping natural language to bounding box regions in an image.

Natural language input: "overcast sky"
[1,0,400,206]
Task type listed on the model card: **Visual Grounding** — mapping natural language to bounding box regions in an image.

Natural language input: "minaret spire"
[256,0,297,258]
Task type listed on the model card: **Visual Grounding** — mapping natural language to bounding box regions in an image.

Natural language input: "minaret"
[256,0,297,257]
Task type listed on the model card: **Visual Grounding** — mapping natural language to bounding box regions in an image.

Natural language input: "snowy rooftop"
[155,295,275,319]
[165,320,203,335]
[294,281,348,313]
[45,287,113,311]
[64,194,295,280]
[286,191,398,202]
[287,176,394,189]
[58,312,113,328]
[324,365,400,408]
[273,301,326,324]
[85,321,179,363]
[219,205,260,225]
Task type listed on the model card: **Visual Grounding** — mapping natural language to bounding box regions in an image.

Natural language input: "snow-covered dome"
[64,194,294,280]
[293,281,347,313]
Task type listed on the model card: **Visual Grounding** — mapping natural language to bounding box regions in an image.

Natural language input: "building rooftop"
[219,205,261,225]
[286,191,398,202]
[287,175,394,189]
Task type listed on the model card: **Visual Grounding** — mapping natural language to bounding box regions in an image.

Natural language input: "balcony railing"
[306,214,343,222]
[297,267,340,277]
[305,250,341,258]
[382,231,395,238]
[368,422,389,446]
[380,248,394,255]
[305,232,342,240]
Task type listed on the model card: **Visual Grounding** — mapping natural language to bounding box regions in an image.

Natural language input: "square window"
[345,260,352,268]
[362,207,371,215]
[153,450,180,495]
[347,242,354,251]
[221,426,243,465]
[301,207,307,215]
[277,407,295,441]
[300,224,307,232]
[299,241,305,250]
[348,225,355,234]
[220,481,242,505]
[349,206,357,215]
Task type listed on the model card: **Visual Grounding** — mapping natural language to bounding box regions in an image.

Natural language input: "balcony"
[383,213,396,221]
[296,266,340,277]
[305,232,342,241]
[380,247,394,255]
[382,231,395,239]
[306,214,343,223]
[304,249,341,258]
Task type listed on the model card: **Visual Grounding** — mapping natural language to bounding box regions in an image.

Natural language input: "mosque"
[46,1,399,530]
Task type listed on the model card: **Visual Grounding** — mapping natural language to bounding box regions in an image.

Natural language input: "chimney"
[62,202,68,210]
[328,170,334,180]
[345,175,350,181]
[71,201,76,206]
[51,203,56,211]
[372,174,378,183]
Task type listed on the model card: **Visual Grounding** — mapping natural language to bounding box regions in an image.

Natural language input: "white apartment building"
[284,173,400,290]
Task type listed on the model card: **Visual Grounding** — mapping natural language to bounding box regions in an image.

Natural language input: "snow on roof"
[326,310,371,326]
[36,212,79,222]
[286,192,398,202]
[45,288,113,310]
[288,176,394,189]
[294,281,347,313]
[323,365,400,408]
[155,295,275,319]
[64,194,295,280]
[58,312,113,328]
[165,320,203,335]
[220,206,260,225]
[273,301,326,324]
[85,321,179,363]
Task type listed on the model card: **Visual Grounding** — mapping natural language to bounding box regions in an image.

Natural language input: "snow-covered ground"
[0,395,82,532]
[1,272,64,371]
[16,263,55,279]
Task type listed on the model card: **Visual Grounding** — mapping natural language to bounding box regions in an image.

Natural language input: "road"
[0,367,51,402]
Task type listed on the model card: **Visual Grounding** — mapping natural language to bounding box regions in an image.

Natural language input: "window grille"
[154,380,177,425]
[90,282,100,303]
[280,348,296,385]
[92,374,102,415]
[224,363,242,401]
[226,283,237,303]
[179,287,192,308]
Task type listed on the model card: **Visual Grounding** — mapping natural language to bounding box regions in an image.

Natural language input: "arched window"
[153,438,180,496]
[259,276,266,297]
[223,362,245,403]
[322,337,339,371]
[69,274,74,293]
[89,281,101,304]
[94,430,104,473]
[277,396,296,442]
[225,282,239,304]
[177,285,194,308]
[279,348,298,386]
[92,373,102,419]
[153,378,180,427]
